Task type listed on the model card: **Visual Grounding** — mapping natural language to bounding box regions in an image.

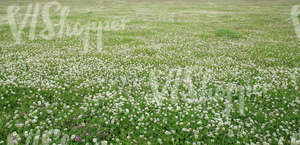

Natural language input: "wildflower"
[24,131,29,137]
[53,129,60,136]
[93,138,97,143]
[158,138,162,144]
[101,140,107,145]
[165,131,171,135]
[71,135,75,140]
[182,128,190,132]
[75,136,80,141]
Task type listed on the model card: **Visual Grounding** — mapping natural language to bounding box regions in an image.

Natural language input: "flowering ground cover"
[0,0,299,144]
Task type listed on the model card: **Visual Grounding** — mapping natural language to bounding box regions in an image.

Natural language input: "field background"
[0,0,299,144]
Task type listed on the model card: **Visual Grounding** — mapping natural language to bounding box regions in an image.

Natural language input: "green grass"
[215,29,243,38]
[0,0,299,144]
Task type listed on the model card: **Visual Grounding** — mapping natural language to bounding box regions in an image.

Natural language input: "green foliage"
[215,28,243,38]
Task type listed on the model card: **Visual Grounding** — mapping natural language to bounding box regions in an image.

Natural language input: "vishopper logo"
[4,1,128,53]
[7,129,69,145]
[6,1,102,53]
[291,5,300,41]
[291,133,300,145]
[148,67,268,117]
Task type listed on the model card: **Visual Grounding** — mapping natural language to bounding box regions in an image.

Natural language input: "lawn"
[0,0,299,144]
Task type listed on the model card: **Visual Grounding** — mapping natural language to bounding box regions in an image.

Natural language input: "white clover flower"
[262,142,269,145]
[70,135,75,140]
[24,131,29,137]
[15,123,24,128]
[165,131,171,135]
[157,138,162,145]
[32,119,37,123]
[34,135,40,141]
[182,128,190,132]
[53,129,60,136]
[125,109,129,114]
[93,138,97,143]
[101,140,107,145]
[12,131,18,137]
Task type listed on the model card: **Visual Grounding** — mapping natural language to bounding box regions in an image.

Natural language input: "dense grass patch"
[0,0,299,144]
[215,28,244,39]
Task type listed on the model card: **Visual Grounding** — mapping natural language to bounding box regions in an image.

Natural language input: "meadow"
[0,0,299,144]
